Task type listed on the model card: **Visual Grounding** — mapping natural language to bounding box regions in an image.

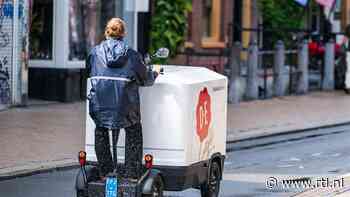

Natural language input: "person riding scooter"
[86,18,159,180]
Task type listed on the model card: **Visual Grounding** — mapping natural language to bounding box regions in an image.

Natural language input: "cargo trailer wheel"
[76,190,88,197]
[75,166,99,197]
[201,162,221,197]
[142,175,164,197]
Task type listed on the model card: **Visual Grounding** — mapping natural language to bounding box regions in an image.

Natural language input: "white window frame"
[29,0,56,68]
[65,0,85,69]
[30,0,139,69]
[29,0,85,69]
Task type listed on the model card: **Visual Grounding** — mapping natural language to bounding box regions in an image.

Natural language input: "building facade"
[171,0,234,73]
[0,0,151,109]
[28,0,150,102]
[0,0,30,110]
[169,0,259,72]
[1,0,256,108]
[7,0,349,108]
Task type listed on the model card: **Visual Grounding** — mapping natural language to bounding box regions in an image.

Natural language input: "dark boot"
[95,127,114,177]
[124,123,143,179]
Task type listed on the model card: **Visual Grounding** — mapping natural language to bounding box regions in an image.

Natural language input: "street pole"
[273,40,286,97]
[322,39,335,90]
[228,42,242,104]
[246,42,259,100]
[296,39,309,94]
[346,50,350,93]
[345,25,350,94]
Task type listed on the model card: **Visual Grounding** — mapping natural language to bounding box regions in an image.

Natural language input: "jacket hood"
[103,38,128,68]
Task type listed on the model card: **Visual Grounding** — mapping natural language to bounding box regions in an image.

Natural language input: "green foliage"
[258,0,306,48]
[150,0,192,59]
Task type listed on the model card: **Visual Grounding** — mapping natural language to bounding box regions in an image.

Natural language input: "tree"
[149,0,192,58]
[258,0,306,48]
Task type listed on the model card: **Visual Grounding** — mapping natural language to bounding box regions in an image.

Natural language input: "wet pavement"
[0,102,84,176]
[2,91,350,177]
[2,124,350,196]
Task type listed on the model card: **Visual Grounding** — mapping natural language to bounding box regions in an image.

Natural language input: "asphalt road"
[1,124,350,197]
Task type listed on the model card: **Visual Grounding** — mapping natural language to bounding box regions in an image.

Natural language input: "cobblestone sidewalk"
[227,91,350,142]
[1,91,350,177]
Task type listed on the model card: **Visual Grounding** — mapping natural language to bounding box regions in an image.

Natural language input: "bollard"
[346,52,350,93]
[322,39,335,90]
[228,42,242,104]
[273,40,286,97]
[296,39,309,94]
[245,42,259,100]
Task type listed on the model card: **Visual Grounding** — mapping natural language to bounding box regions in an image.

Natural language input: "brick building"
[170,0,258,73]
[170,0,233,73]
[1,0,255,108]
[0,0,262,108]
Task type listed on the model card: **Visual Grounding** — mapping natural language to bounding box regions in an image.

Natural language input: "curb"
[227,121,350,144]
[0,160,79,182]
[226,121,350,151]
[2,122,350,181]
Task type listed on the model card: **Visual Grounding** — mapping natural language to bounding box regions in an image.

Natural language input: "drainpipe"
[12,0,19,105]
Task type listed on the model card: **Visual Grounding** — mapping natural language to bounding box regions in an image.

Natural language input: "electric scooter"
[76,48,169,197]
[76,149,163,197]
[75,48,228,197]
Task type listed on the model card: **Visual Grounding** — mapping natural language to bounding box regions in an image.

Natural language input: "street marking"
[311,152,322,157]
[277,164,297,168]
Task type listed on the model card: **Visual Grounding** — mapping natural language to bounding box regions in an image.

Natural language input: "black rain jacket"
[86,38,157,129]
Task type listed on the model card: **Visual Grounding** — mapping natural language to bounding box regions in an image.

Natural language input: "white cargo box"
[86,65,227,167]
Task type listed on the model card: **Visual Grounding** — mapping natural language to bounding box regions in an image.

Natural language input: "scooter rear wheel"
[200,162,221,197]
[75,165,99,197]
[142,175,164,197]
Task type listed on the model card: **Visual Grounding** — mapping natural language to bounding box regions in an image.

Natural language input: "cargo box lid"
[155,65,226,85]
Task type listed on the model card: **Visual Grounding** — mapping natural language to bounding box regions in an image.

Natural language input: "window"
[29,0,53,60]
[68,0,98,61]
[68,0,118,61]
[201,0,225,48]
[202,0,213,38]
[334,0,342,20]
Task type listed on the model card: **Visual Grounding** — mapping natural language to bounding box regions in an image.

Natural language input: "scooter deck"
[88,178,141,197]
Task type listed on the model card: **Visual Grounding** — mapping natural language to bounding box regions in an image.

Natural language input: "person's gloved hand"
[153,64,161,74]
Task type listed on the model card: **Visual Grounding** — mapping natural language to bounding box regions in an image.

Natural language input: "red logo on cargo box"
[196,87,212,142]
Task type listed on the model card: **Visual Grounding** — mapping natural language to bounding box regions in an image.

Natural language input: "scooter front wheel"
[142,175,164,197]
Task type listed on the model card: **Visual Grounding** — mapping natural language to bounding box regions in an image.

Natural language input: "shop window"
[201,0,225,48]
[68,1,96,61]
[334,0,341,20]
[29,0,53,60]
[68,0,117,61]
